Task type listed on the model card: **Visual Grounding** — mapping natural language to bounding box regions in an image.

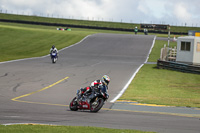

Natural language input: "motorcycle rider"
[78,75,110,98]
[144,28,148,35]
[134,26,138,35]
[50,45,58,59]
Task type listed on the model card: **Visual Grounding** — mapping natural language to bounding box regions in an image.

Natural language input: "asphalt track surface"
[0,33,200,133]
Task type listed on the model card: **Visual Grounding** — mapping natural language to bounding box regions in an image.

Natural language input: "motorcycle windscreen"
[52,51,57,56]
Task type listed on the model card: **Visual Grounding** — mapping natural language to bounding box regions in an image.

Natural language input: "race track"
[0,33,200,133]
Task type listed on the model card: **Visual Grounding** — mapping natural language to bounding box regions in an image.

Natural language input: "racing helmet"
[52,45,55,49]
[102,75,110,86]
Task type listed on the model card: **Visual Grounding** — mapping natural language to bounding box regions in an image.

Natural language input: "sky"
[0,0,200,27]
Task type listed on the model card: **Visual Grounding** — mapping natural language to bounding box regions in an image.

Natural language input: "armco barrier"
[157,60,200,74]
[0,19,187,35]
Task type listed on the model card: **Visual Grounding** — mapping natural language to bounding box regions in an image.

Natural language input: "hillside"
[1,13,200,33]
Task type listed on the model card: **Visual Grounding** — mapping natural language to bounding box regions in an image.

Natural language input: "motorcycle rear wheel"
[69,97,78,111]
[90,98,104,113]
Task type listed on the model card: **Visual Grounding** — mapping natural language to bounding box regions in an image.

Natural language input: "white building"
[176,36,200,64]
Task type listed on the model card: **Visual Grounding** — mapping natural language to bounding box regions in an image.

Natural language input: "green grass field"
[119,64,200,107]
[0,125,155,133]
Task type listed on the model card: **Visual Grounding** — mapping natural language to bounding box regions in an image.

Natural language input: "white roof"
[178,36,200,40]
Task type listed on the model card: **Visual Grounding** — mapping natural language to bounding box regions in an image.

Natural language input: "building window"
[181,41,191,51]
[197,42,200,52]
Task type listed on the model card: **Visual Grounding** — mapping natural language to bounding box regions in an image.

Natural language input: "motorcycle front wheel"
[52,58,56,63]
[69,97,78,111]
[90,98,104,113]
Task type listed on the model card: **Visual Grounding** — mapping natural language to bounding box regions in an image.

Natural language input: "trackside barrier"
[157,60,200,74]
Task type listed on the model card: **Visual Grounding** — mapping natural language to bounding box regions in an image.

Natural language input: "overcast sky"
[0,0,200,27]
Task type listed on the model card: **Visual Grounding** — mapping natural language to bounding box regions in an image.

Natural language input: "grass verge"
[119,64,200,108]
[0,125,155,133]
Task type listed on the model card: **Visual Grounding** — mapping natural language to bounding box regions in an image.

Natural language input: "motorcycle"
[51,51,57,63]
[69,87,109,112]
[144,29,148,35]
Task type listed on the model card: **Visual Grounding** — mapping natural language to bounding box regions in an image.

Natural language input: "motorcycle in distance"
[51,51,57,63]
[69,87,109,112]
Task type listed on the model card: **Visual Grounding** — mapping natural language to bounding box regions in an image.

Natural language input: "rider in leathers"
[50,45,58,59]
[79,75,110,98]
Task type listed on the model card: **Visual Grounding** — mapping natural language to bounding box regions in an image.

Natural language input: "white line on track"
[4,116,21,118]
[0,35,91,65]
[110,36,157,103]
[2,123,57,126]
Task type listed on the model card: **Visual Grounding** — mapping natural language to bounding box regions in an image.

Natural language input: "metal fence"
[157,60,200,74]
[160,45,177,61]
